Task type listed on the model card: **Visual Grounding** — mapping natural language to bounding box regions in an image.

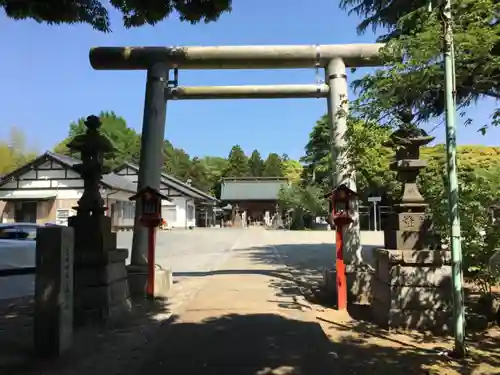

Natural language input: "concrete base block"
[322,267,374,305]
[154,268,173,299]
[127,265,172,299]
[346,265,374,305]
[372,299,452,333]
[127,265,148,298]
[322,269,337,302]
[74,297,132,326]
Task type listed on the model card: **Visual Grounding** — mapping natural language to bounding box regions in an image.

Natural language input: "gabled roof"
[222,177,289,182]
[115,161,217,202]
[0,151,137,193]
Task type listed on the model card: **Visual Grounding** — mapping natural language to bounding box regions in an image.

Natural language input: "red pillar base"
[146,226,156,297]
[336,228,347,310]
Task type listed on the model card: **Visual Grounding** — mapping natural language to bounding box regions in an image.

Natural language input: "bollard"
[34,226,74,358]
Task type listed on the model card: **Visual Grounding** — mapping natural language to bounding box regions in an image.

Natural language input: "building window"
[56,209,73,226]
[115,201,135,220]
[122,201,135,220]
[187,205,195,221]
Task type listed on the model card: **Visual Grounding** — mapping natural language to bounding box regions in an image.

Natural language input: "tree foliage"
[278,184,327,217]
[342,0,500,132]
[2,112,303,198]
[301,114,394,199]
[282,159,303,184]
[1,0,232,32]
[277,184,328,230]
[420,150,500,281]
[223,145,250,177]
[248,150,264,177]
[54,111,231,188]
[301,117,331,188]
[0,127,38,176]
[302,110,500,284]
[262,153,285,177]
[55,111,141,169]
[336,0,500,287]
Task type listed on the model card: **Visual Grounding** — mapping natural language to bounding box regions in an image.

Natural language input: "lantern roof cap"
[66,115,116,154]
[324,183,358,199]
[383,124,434,148]
[129,186,171,202]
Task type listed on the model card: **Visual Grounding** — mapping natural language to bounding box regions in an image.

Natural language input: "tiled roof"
[117,161,217,202]
[47,152,137,192]
[0,151,137,193]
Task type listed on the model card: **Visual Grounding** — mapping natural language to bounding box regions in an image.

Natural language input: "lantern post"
[326,184,358,310]
[129,186,169,298]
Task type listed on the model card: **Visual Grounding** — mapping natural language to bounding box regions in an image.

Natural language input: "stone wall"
[70,215,131,325]
[372,249,452,332]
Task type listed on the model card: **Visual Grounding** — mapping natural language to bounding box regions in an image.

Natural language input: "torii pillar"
[89,44,383,300]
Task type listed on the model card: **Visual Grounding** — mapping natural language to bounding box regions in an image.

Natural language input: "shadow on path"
[173,269,296,282]
[126,311,497,375]
[127,312,338,375]
[0,296,172,375]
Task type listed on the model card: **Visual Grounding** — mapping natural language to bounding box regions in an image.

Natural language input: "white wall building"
[0,151,137,228]
[114,162,217,229]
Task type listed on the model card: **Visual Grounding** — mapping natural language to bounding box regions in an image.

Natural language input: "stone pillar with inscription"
[34,226,74,357]
[371,112,452,332]
[67,115,131,325]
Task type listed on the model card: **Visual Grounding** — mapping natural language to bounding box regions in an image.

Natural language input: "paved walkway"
[126,230,340,375]
[1,229,387,375]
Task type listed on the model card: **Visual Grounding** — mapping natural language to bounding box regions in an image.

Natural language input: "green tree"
[282,159,303,184]
[301,115,393,198]
[54,111,141,170]
[419,153,500,284]
[262,153,284,177]
[277,184,328,230]
[2,0,232,32]
[186,157,211,192]
[201,156,228,197]
[248,149,264,177]
[301,117,331,189]
[163,141,192,180]
[302,112,500,290]
[341,0,500,131]
[0,126,38,175]
[224,145,249,177]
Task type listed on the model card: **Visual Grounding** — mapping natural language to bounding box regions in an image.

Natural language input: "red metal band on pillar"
[336,227,347,311]
[147,226,156,297]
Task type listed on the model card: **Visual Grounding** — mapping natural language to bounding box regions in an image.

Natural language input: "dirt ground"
[297,279,500,375]
[1,229,499,375]
[312,306,499,375]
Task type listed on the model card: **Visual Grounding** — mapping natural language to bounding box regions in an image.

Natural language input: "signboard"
[368,196,382,203]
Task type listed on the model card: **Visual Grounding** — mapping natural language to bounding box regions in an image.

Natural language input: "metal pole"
[130,64,169,267]
[377,206,383,230]
[325,58,361,265]
[166,84,329,100]
[373,202,378,231]
[89,44,384,70]
[441,0,466,357]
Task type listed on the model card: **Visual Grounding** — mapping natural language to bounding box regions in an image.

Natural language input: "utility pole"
[440,0,466,357]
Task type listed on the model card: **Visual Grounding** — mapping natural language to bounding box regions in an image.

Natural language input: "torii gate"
[89,43,383,286]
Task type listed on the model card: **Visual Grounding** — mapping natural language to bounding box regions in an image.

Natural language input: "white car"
[0,223,38,270]
[0,223,41,300]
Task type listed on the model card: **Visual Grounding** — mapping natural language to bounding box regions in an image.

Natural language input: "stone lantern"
[66,115,115,216]
[371,111,453,332]
[67,115,130,325]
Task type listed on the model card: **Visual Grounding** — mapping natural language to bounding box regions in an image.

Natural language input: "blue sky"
[0,0,498,161]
